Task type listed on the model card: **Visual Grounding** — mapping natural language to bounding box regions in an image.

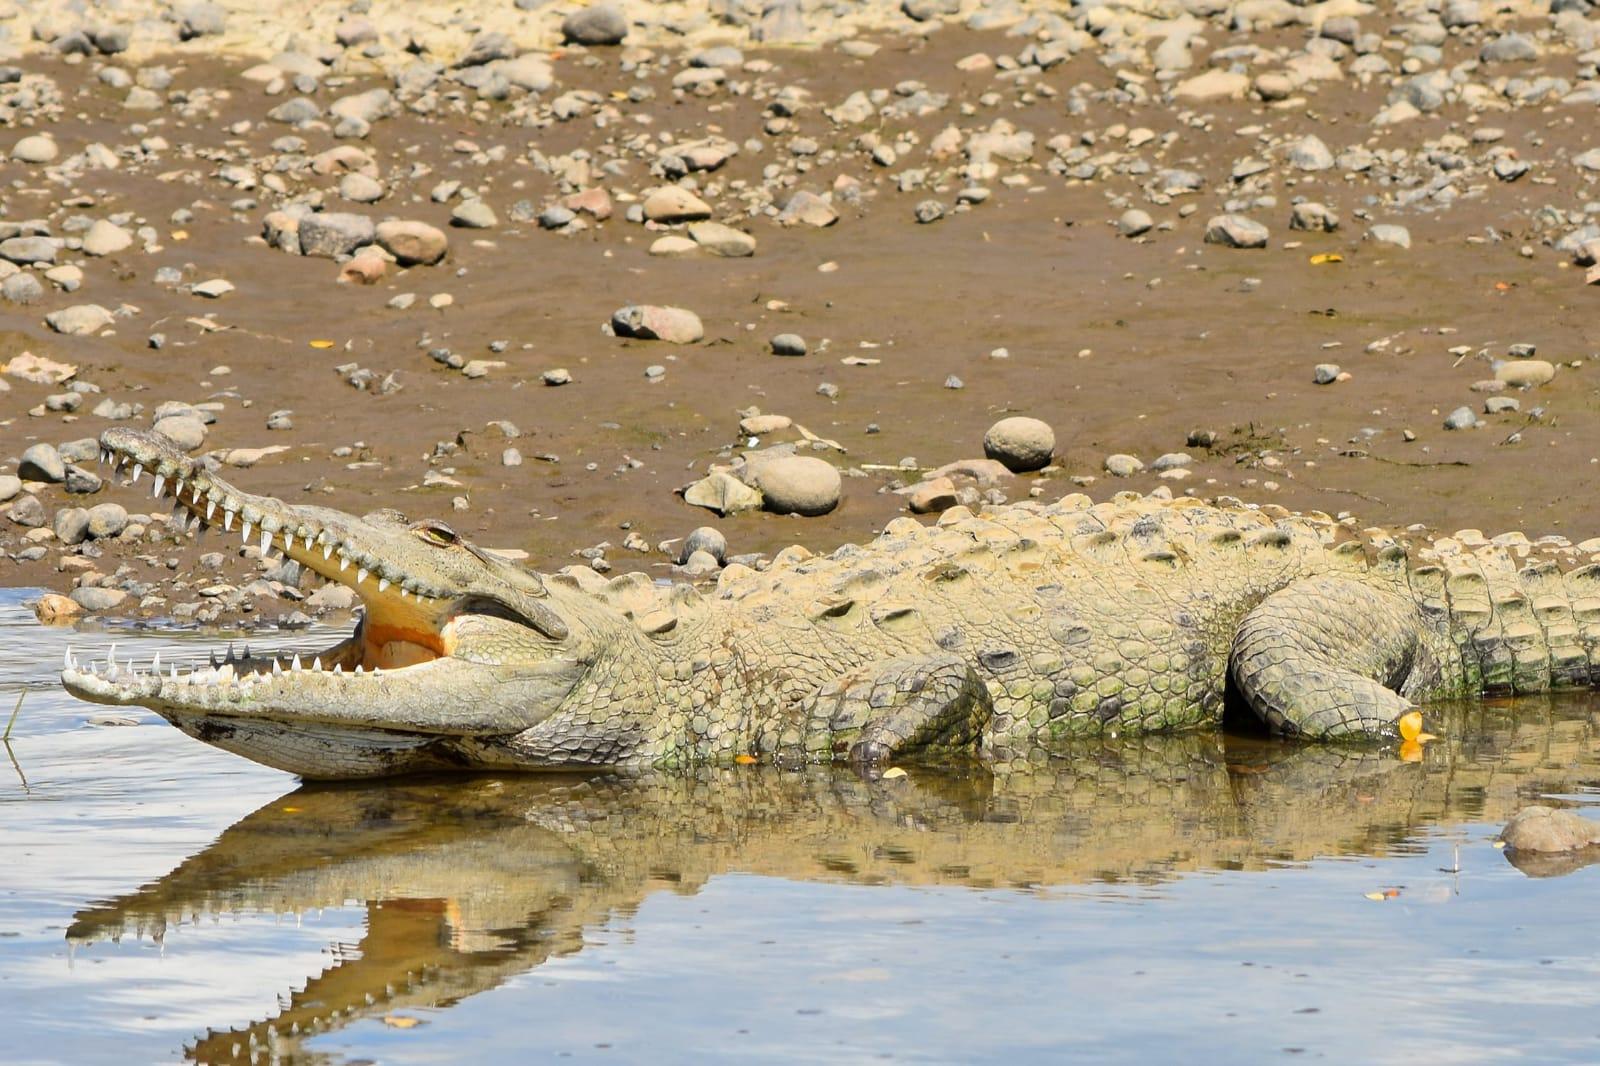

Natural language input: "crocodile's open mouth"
[59,428,575,737]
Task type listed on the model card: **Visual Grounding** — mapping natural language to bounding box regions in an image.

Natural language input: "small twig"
[3,689,23,742]
[3,740,27,793]
[1369,456,1472,469]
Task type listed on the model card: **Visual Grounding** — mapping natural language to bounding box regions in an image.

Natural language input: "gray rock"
[1289,202,1340,232]
[0,475,20,502]
[298,212,375,258]
[770,333,808,356]
[1481,33,1539,63]
[0,236,57,264]
[450,199,498,229]
[562,4,628,46]
[688,221,756,257]
[7,493,46,527]
[755,0,807,43]
[748,456,841,516]
[45,304,114,336]
[267,96,322,124]
[54,506,90,545]
[86,502,128,539]
[1444,406,1478,430]
[1500,806,1600,853]
[914,200,947,224]
[776,190,838,227]
[539,205,577,229]
[71,587,128,611]
[1,273,44,304]
[1204,215,1269,249]
[983,417,1056,472]
[1105,454,1144,477]
[178,1,227,38]
[903,0,960,20]
[82,220,133,256]
[680,525,728,564]
[63,465,102,495]
[1369,224,1412,249]
[1313,364,1342,385]
[19,443,66,483]
[1117,209,1153,237]
[683,471,763,515]
[1287,134,1334,171]
[11,135,58,164]
[153,415,208,450]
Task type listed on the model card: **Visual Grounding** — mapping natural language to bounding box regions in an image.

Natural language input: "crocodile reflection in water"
[66,701,1600,1063]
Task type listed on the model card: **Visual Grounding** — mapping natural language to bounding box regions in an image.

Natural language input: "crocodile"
[57,426,1600,779]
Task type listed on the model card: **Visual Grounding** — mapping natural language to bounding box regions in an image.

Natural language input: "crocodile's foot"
[61,429,591,778]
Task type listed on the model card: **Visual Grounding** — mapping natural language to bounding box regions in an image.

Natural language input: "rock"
[1173,69,1250,101]
[1254,72,1294,101]
[375,220,448,266]
[0,475,19,502]
[1497,360,1555,388]
[1204,215,1270,249]
[178,1,227,38]
[54,506,90,545]
[70,586,128,612]
[770,333,808,356]
[1287,135,1334,171]
[684,471,763,515]
[649,235,698,257]
[339,254,386,285]
[1443,406,1479,430]
[339,173,385,203]
[63,465,102,495]
[543,368,572,386]
[82,220,133,256]
[298,212,375,258]
[747,456,841,516]
[542,206,579,230]
[903,0,960,20]
[1369,224,1412,249]
[564,188,613,220]
[1,274,43,305]
[306,583,359,611]
[7,493,45,527]
[1313,364,1342,384]
[1500,806,1600,853]
[914,200,946,224]
[562,4,629,46]
[1,237,58,265]
[192,279,234,298]
[612,305,704,344]
[502,55,556,92]
[642,185,712,223]
[11,135,58,164]
[1117,209,1153,237]
[45,304,114,336]
[153,415,208,450]
[740,414,791,436]
[983,417,1055,472]
[688,221,756,257]
[86,502,128,538]
[776,190,838,228]
[1481,33,1539,63]
[1105,454,1144,477]
[450,199,498,229]
[33,592,82,625]
[908,476,959,514]
[679,526,728,564]
[19,443,66,482]
[1289,202,1339,232]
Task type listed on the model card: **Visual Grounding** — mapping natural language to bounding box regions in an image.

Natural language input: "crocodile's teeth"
[174,477,185,499]
[323,544,333,560]
[152,474,165,498]
[377,577,390,593]
[339,555,350,572]
[130,463,143,484]
[312,657,322,672]
[260,529,272,554]
[272,659,281,675]
[291,654,302,672]
[357,568,369,585]
[206,500,217,521]
[223,508,235,531]
[241,520,253,545]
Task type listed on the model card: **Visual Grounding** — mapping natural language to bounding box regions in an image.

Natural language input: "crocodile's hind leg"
[1229,575,1429,739]
[812,654,993,763]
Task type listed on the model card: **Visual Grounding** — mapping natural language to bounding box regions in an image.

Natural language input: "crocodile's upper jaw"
[59,429,589,777]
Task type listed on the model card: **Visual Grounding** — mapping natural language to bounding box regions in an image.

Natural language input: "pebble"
[82,220,133,256]
[19,443,66,483]
[683,471,763,515]
[680,525,728,564]
[375,220,448,266]
[562,4,629,46]
[70,587,128,612]
[543,368,572,386]
[1204,215,1270,249]
[770,333,808,356]
[1443,406,1479,430]
[612,305,704,344]
[1117,209,1153,237]
[1499,806,1600,853]
[299,212,376,258]
[1369,224,1412,250]
[192,279,235,298]
[1287,135,1334,171]
[688,222,756,256]
[11,135,58,164]
[450,199,498,229]
[983,417,1055,472]
[45,304,114,336]
[908,476,959,514]
[1497,360,1555,388]
[86,502,129,539]
[0,475,20,503]
[748,456,841,516]
[776,191,838,228]
[1104,454,1144,477]
[1313,364,1342,385]
[7,494,46,527]
[643,186,712,223]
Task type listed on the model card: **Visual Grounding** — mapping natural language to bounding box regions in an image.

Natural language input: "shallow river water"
[4,586,1600,1064]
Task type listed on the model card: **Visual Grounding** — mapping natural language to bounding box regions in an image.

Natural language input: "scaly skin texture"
[58,428,1600,778]
[64,705,1598,1061]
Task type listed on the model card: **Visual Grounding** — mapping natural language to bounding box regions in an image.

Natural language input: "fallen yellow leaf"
[1364,891,1387,901]
[281,806,301,813]
[1309,252,1343,264]
[734,754,758,765]
[881,767,907,780]
[309,339,336,349]
[171,230,188,241]
[383,1015,423,1029]
[1398,710,1424,742]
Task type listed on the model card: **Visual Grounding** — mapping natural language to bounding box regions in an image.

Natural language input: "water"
[3,587,1600,1064]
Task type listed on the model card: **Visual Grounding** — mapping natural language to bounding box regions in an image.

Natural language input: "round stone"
[983,417,1056,473]
[680,525,728,564]
[12,135,58,164]
[749,456,841,516]
[770,333,808,356]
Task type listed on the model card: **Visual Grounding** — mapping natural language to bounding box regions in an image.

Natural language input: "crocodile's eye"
[413,520,460,547]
